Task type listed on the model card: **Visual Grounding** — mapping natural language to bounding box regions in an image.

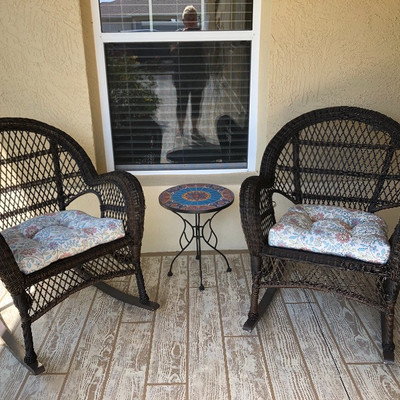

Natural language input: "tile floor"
[1,252,400,399]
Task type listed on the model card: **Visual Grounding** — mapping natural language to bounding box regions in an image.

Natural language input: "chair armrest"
[0,233,25,296]
[240,176,276,256]
[86,170,145,246]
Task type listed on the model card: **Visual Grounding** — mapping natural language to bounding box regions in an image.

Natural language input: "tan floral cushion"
[2,210,125,274]
[268,205,390,264]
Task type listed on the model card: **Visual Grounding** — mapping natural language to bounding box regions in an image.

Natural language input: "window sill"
[133,169,256,187]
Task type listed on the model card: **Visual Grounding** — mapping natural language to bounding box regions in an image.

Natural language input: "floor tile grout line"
[346,361,395,365]
[347,299,388,361]
[98,279,130,400]
[18,293,83,400]
[240,253,277,400]
[56,286,98,400]
[280,291,320,400]
[310,292,383,399]
[215,253,232,400]
[223,334,259,338]
[143,255,163,400]
[14,288,96,399]
[14,360,30,399]
[146,382,187,385]
[311,291,372,397]
[35,302,65,365]
[303,290,354,400]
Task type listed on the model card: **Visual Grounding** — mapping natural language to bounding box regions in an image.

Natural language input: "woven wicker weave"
[0,118,159,374]
[240,106,400,363]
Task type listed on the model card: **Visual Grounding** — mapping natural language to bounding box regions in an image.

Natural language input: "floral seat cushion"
[268,205,390,264]
[1,210,125,274]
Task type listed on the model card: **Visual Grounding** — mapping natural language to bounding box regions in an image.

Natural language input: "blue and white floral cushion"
[268,205,390,264]
[1,210,125,274]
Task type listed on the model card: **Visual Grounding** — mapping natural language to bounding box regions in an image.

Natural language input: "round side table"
[159,183,234,290]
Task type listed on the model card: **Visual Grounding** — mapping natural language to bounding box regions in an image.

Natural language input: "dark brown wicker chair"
[0,118,159,374]
[240,106,400,363]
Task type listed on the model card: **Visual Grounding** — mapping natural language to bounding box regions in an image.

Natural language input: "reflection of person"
[171,5,208,138]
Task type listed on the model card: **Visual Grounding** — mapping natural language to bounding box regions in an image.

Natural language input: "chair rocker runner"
[0,118,159,374]
[240,106,400,363]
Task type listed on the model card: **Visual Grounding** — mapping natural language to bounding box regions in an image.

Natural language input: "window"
[92,0,259,173]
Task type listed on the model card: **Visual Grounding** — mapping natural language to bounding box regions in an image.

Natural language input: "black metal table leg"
[201,211,232,272]
[168,211,231,290]
[168,212,195,277]
[195,213,205,291]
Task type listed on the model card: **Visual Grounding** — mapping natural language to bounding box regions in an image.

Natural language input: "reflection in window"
[105,41,250,169]
[99,0,253,33]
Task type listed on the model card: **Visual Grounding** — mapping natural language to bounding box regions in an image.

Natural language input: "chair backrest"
[260,106,400,212]
[0,118,96,230]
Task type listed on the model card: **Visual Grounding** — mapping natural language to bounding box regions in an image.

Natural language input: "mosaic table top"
[159,183,234,214]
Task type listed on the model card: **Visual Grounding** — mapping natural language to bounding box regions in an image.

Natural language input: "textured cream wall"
[0,0,95,160]
[262,0,400,144]
[1,0,400,252]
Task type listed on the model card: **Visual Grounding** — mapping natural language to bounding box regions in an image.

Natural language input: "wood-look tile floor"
[1,252,400,399]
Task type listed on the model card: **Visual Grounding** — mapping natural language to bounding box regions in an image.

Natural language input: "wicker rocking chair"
[240,106,400,363]
[0,118,159,374]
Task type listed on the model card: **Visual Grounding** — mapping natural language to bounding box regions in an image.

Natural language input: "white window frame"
[90,0,260,176]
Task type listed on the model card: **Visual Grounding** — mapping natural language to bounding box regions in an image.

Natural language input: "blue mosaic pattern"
[159,183,234,213]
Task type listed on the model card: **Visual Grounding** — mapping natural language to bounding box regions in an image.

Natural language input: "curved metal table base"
[168,211,231,290]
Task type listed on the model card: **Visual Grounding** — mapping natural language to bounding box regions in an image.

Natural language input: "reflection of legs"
[190,86,205,132]
[175,85,189,136]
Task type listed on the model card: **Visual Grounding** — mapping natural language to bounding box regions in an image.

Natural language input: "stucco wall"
[0,0,95,159]
[259,0,400,153]
[1,0,400,253]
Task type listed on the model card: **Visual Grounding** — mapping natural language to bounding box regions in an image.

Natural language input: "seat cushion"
[268,205,390,264]
[2,210,125,274]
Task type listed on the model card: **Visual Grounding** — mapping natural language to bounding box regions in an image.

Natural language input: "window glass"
[105,41,250,170]
[99,0,253,32]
